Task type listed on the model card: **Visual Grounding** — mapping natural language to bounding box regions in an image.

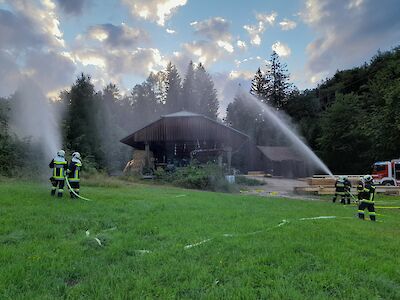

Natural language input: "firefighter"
[357,175,376,221]
[343,176,352,204]
[49,150,68,197]
[356,176,364,202]
[67,152,82,198]
[333,176,346,203]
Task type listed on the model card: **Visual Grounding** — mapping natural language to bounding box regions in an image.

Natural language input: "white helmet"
[363,175,373,182]
[57,150,65,157]
[72,152,81,160]
[338,176,344,181]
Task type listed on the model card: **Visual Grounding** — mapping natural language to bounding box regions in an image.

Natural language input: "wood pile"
[297,175,400,195]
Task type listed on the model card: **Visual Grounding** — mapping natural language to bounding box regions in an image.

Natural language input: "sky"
[1,0,400,113]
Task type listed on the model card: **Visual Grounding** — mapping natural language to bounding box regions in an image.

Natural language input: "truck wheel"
[383,181,394,186]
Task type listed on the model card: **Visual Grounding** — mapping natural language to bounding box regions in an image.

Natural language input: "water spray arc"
[239,90,333,176]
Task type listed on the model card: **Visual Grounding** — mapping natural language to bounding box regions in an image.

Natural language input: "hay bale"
[123,150,154,175]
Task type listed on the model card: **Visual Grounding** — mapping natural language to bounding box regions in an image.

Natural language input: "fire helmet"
[363,175,373,182]
[72,152,81,160]
[57,150,65,157]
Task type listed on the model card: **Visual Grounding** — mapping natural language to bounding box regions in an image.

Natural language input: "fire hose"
[65,176,93,202]
[347,191,399,209]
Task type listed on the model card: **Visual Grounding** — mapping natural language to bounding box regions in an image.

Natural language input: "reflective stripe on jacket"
[68,160,82,182]
[53,161,67,180]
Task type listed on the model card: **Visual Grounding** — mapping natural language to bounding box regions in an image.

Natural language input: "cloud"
[191,17,231,41]
[1,0,65,49]
[122,0,187,26]
[170,16,235,69]
[272,41,291,57]
[166,28,176,34]
[256,12,277,26]
[236,40,247,50]
[25,50,76,93]
[85,23,149,48]
[302,0,400,85]
[73,47,166,86]
[191,17,234,53]
[212,72,252,116]
[55,0,89,15]
[229,70,254,80]
[180,41,229,65]
[279,19,297,31]
[0,0,75,97]
[234,56,268,68]
[243,24,262,46]
[243,11,277,46]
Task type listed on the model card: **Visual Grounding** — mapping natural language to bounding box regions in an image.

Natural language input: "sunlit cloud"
[122,0,187,26]
[272,41,291,57]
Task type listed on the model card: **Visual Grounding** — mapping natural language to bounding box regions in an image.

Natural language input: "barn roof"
[257,146,301,162]
[120,110,250,149]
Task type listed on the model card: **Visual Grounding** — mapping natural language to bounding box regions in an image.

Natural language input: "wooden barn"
[120,110,309,177]
[120,111,250,171]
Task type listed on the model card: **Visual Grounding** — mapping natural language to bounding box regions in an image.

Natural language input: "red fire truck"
[371,159,400,186]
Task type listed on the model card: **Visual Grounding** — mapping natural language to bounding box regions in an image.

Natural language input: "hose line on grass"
[65,177,93,202]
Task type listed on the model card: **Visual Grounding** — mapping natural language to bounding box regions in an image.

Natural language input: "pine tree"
[193,63,219,119]
[164,62,182,113]
[182,61,196,111]
[264,51,292,110]
[65,73,103,167]
[250,67,266,101]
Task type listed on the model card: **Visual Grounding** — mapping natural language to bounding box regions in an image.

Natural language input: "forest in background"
[1,47,399,176]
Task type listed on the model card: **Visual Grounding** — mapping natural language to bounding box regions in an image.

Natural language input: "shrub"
[235,176,265,186]
[155,162,238,192]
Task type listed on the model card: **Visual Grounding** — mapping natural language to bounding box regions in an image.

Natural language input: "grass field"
[1,179,400,299]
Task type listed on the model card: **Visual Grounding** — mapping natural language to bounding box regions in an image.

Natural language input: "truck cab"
[372,160,400,186]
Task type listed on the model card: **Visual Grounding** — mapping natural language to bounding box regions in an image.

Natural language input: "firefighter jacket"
[344,179,352,192]
[68,158,82,182]
[335,180,346,194]
[356,180,364,193]
[359,182,376,203]
[49,156,67,180]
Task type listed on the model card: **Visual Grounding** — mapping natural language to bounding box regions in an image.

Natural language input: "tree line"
[226,47,400,174]
[1,47,399,176]
[0,61,219,175]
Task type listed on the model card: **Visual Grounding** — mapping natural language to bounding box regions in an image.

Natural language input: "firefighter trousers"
[333,193,350,204]
[51,179,65,197]
[358,202,376,221]
[69,181,80,198]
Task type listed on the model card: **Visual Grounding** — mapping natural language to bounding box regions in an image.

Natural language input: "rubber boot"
[57,189,63,198]
[347,198,351,205]
[370,214,376,221]
[51,188,56,196]
[358,212,365,220]
[332,196,336,203]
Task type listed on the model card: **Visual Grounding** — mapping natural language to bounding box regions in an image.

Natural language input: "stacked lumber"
[247,171,265,176]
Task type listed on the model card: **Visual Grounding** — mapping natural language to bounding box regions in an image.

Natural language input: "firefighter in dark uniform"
[67,152,82,198]
[49,150,67,197]
[333,176,346,203]
[343,176,352,204]
[356,177,364,202]
[357,175,376,221]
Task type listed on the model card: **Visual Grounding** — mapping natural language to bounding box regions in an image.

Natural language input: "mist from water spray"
[239,90,333,176]
[10,79,62,166]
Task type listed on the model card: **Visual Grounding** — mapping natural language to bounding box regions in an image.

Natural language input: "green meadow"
[1,179,400,299]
